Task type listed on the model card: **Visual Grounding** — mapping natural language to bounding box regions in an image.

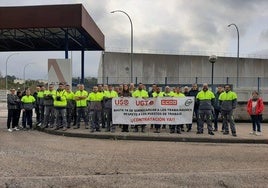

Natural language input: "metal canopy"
[0,27,101,51]
[0,4,105,52]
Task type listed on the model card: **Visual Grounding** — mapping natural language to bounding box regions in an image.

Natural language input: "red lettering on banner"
[136,100,154,106]
[161,100,177,105]
[114,99,129,106]
[131,117,166,123]
[167,118,175,121]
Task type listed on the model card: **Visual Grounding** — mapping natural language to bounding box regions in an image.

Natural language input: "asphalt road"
[1,125,268,188]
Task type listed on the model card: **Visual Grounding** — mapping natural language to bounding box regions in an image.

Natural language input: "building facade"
[98,51,268,101]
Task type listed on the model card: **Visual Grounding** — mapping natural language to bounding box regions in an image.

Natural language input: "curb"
[37,128,268,144]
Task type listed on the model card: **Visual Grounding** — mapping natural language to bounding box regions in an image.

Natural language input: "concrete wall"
[98,52,268,101]
[236,102,267,121]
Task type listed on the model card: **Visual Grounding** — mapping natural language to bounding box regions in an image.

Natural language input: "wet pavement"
[1,102,268,187]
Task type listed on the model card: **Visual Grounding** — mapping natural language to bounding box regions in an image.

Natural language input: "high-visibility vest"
[132,89,149,98]
[196,90,215,100]
[88,92,104,102]
[74,90,88,107]
[152,91,165,97]
[21,95,35,103]
[66,91,75,100]
[173,93,185,98]
[37,90,44,98]
[163,91,175,97]
[219,91,237,101]
[53,90,67,107]
[21,95,36,110]
[104,90,118,98]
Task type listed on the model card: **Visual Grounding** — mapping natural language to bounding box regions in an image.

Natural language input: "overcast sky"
[0,0,268,80]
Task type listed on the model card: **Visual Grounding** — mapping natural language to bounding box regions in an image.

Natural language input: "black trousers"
[22,109,33,129]
[38,105,45,123]
[35,104,40,123]
[76,107,89,127]
[14,109,21,127]
[105,108,113,130]
[7,109,19,129]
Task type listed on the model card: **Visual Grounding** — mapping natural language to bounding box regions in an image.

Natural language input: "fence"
[96,76,268,102]
[98,76,268,91]
[1,76,268,102]
[0,90,7,102]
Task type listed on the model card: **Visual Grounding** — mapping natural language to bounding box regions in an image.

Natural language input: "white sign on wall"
[112,97,195,125]
[48,59,72,87]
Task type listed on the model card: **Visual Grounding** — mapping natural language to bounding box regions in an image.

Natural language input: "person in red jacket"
[247,91,264,136]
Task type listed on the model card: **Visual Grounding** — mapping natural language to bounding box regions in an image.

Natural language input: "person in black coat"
[7,88,21,132]
[120,84,132,132]
[186,83,199,132]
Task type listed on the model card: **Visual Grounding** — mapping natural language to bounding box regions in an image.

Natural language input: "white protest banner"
[112,97,195,125]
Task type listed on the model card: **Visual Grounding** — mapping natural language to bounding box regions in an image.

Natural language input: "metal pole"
[5,53,19,92]
[228,23,240,88]
[111,10,133,83]
[102,51,105,85]
[65,29,69,59]
[211,62,214,90]
[209,55,217,92]
[257,77,260,93]
[81,49,85,84]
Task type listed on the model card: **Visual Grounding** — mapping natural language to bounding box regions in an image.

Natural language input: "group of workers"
[6,82,264,136]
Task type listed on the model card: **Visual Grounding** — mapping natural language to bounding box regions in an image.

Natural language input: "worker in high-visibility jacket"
[103,85,118,132]
[88,86,104,132]
[36,85,45,125]
[161,86,174,130]
[65,84,75,128]
[74,84,89,129]
[120,84,132,133]
[173,87,186,134]
[33,86,41,125]
[21,89,36,130]
[196,83,215,135]
[42,84,56,128]
[219,84,238,137]
[152,87,165,133]
[132,83,149,133]
[53,83,68,131]
[163,86,175,97]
